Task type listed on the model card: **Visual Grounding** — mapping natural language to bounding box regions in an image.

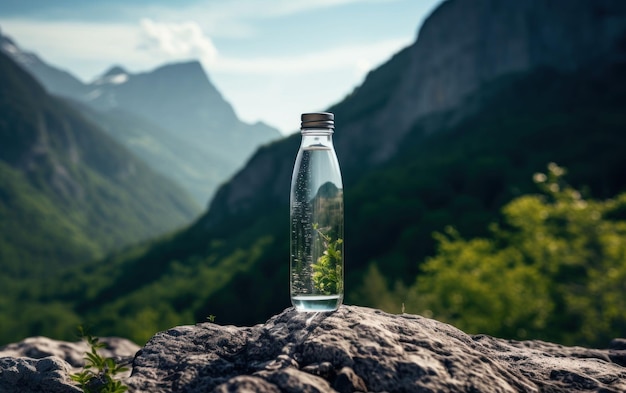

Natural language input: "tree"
[407,163,626,346]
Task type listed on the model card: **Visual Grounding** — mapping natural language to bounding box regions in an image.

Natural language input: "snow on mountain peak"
[93,66,130,85]
[108,73,129,84]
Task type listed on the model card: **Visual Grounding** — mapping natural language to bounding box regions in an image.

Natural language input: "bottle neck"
[300,128,334,149]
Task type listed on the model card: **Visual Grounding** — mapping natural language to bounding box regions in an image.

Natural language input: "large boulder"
[1,306,625,392]
[127,306,625,392]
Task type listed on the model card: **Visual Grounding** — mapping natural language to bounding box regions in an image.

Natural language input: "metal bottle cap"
[301,112,334,129]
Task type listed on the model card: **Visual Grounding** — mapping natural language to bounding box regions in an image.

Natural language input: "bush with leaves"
[407,163,626,346]
[70,327,129,393]
[311,223,343,295]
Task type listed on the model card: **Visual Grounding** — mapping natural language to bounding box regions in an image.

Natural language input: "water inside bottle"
[291,294,343,312]
[290,145,344,311]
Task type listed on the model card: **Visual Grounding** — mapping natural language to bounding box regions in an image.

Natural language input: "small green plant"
[206,314,216,323]
[70,327,129,393]
[311,223,343,295]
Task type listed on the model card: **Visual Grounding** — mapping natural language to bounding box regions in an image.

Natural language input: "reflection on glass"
[290,129,344,312]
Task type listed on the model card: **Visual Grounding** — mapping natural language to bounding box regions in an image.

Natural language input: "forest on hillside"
[1,62,625,347]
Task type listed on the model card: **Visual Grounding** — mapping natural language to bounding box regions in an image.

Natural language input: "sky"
[0,0,442,134]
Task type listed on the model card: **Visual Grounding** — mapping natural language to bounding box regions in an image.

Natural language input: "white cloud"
[138,18,218,65]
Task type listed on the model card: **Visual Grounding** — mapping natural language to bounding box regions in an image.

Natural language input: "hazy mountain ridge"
[84,60,282,204]
[0,32,282,205]
[0,50,198,274]
[64,99,229,207]
[85,61,236,132]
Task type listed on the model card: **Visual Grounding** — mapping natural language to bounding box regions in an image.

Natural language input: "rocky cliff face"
[202,0,626,226]
[377,0,626,156]
[1,306,625,392]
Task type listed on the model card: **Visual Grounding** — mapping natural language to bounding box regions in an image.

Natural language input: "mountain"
[31,0,624,346]
[65,61,626,344]
[64,100,229,208]
[3,0,626,346]
[0,31,281,205]
[87,62,235,140]
[0,50,199,276]
[82,61,281,203]
[202,0,626,225]
[375,0,626,150]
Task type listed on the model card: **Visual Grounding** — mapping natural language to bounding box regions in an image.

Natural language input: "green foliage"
[351,263,407,314]
[0,51,199,276]
[70,103,231,206]
[68,235,275,344]
[346,64,626,287]
[0,51,200,344]
[407,164,626,346]
[0,272,83,343]
[3,54,626,348]
[70,327,128,393]
[0,162,103,276]
[311,223,343,295]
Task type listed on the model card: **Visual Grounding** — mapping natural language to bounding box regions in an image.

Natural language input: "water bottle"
[290,112,344,312]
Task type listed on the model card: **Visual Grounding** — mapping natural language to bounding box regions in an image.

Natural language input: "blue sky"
[0,0,442,134]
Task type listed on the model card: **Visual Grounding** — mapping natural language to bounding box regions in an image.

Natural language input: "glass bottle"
[290,112,344,312]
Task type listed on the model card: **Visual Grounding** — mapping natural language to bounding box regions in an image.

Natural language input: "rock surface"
[0,336,139,393]
[127,306,626,392]
[1,306,625,392]
[0,357,81,393]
